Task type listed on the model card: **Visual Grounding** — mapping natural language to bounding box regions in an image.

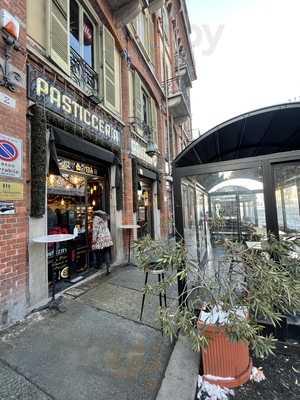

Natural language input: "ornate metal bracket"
[0,32,21,92]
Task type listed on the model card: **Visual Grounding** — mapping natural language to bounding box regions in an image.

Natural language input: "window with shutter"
[134,72,142,124]
[103,26,116,110]
[149,16,155,65]
[49,0,70,72]
[150,98,158,144]
[143,13,149,54]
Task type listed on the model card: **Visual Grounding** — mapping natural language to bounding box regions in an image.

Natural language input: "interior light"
[61,198,65,206]
[49,174,55,185]
[92,200,96,206]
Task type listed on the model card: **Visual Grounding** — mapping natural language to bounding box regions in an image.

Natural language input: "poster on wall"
[0,133,22,178]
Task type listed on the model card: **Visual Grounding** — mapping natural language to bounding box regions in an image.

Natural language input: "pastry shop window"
[47,157,109,291]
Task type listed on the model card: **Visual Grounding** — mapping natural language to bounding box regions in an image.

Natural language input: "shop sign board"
[58,158,98,176]
[0,201,15,215]
[27,65,122,148]
[131,138,158,169]
[0,181,23,200]
[0,133,22,178]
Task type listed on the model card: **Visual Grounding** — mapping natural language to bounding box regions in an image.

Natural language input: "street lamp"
[144,123,159,157]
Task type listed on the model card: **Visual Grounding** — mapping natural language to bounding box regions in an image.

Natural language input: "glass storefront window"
[137,178,153,239]
[182,167,267,264]
[47,157,107,289]
[274,163,300,236]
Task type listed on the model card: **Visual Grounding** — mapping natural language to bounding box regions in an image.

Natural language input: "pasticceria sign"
[27,65,122,147]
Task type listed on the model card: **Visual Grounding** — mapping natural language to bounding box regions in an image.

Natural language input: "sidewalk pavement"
[0,264,184,400]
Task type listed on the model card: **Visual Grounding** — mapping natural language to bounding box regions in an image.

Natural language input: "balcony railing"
[164,76,191,119]
[175,53,192,87]
[129,117,155,138]
[70,47,98,96]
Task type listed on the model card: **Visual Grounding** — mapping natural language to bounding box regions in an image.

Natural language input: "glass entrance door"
[137,178,154,239]
[47,157,108,290]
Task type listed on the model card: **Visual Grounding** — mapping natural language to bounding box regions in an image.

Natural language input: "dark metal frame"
[0,32,22,92]
[173,148,300,306]
[70,47,98,96]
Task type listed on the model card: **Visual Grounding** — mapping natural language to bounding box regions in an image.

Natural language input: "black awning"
[48,130,61,175]
[52,127,115,164]
[175,103,300,168]
[138,165,157,180]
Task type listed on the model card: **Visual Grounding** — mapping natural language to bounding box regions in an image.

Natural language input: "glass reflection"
[274,164,300,236]
[70,0,80,54]
[83,14,94,66]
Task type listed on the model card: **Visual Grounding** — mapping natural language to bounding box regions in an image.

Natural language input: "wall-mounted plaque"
[0,181,23,200]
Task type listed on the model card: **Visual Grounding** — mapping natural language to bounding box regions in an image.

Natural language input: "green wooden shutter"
[103,26,116,109]
[150,98,158,142]
[149,16,155,64]
[134,72,142,123]
[49,0,70,72]
[132,17,138,34]
[144,13,149,54]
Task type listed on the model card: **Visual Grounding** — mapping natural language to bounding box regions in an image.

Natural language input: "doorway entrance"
[47,157,109,290]
[137,178,154,239]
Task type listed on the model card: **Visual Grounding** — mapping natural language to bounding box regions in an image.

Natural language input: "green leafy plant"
[134,235,300,358]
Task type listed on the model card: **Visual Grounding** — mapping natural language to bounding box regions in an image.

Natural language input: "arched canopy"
[175,103,300,168]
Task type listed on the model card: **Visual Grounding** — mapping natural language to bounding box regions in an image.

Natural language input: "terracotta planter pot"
[197,321,252,388]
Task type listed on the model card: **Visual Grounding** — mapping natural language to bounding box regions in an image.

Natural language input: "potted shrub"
[134,235,300,388]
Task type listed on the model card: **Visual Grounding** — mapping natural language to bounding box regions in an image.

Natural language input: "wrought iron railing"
[163,76,191,112]
[175,53,192,79]
[70,47,98,96]
[129,117,155,138]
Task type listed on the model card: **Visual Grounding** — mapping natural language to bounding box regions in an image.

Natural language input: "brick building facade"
[0,0,196,329]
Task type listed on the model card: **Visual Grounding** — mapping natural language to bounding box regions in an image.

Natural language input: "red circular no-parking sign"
[0,140,18,162]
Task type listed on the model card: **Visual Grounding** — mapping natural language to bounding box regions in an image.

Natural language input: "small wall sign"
[0,181,23,200]
[0,91,16,109]
[0,133,22,178]
[0,201,15,215]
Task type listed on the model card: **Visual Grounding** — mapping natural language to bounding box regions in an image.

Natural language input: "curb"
[156,335,199,400]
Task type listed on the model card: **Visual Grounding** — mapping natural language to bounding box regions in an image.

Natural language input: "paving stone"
[77,282,177,330]
[0,360,51,400]
[0,299,172,400]
[107,265,179,300]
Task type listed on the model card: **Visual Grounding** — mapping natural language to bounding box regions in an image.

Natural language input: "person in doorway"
[92,210,113,274]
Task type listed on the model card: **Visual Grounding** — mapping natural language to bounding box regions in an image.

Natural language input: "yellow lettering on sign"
[92,115,98,130]
[0,181,23,200]
[50,87,61,108]
[84,110,91,126]
[72,102,81,120]
[62,95,72,114]
[99,120,105,134]
[36,78,49,96]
